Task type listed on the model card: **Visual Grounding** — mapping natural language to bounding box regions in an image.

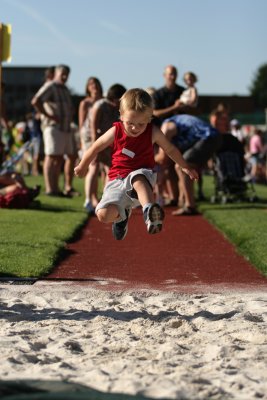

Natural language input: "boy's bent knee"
[96,208,108,223]
[96,205,119,223]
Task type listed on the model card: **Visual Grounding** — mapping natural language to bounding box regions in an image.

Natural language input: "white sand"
[0,284,267,399]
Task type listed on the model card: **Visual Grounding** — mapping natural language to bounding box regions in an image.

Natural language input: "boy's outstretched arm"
[153,127,199,181]
[74,127,115,178]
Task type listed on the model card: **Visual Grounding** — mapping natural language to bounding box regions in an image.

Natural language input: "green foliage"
[249,63,267,108]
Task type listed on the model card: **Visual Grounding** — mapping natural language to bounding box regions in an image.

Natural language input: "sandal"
[172,206,199,216]
[63,188,80,197]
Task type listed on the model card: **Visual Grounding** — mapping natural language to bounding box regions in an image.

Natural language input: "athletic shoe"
[112,209,130,240]
[84,201,95,216]
[144,203,165,234]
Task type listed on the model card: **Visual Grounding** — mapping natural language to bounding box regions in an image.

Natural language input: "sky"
[1,0,267,96]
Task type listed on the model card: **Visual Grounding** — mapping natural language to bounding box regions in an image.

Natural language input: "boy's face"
[120,110,152,138]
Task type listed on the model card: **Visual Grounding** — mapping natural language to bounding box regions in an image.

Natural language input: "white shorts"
[96,168,157,221]
[43,126,76,156]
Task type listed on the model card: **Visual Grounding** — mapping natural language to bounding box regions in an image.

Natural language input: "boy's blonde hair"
[120,88,153,115]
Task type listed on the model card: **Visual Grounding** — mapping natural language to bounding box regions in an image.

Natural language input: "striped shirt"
[34,81,73,132]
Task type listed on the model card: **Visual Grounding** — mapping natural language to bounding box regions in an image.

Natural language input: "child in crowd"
[74,88,198,240]
[176,71,198,109]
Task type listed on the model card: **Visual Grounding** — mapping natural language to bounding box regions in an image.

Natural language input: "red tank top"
[108,121,155,180]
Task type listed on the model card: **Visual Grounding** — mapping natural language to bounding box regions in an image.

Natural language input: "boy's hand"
[181,167,199,181]
[74,164,88,178]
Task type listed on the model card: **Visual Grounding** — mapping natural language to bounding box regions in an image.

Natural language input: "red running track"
[45,208,267,292]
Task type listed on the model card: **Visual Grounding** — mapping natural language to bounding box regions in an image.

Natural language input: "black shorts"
[183,135,222,167]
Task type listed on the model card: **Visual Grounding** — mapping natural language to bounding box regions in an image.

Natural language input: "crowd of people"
[1,64,267,221]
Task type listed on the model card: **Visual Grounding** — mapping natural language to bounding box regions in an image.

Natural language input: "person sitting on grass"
[74,88,198,240]
[0,172,40,208]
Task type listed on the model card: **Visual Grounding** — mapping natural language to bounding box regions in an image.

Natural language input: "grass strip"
[199,175,267,276]
[0,176,88,277]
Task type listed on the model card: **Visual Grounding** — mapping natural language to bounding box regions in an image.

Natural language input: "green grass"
[0,176,88,277]
[0,174,267,278]
[198,175,267,276]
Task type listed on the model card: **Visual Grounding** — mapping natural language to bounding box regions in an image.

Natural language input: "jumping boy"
[74,88,198,240]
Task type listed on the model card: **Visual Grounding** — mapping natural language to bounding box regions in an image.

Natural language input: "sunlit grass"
[198,175,267,276]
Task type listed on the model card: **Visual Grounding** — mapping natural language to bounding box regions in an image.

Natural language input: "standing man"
[152,65,185,127]
[152,65,186,205]
[31,64,76,196]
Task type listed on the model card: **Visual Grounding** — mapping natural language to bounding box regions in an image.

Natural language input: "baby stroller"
[210,134,257,204]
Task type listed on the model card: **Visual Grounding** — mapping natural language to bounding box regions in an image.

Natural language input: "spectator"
[31,64,76,197]
[29,111,44,176]
[152,65,185,127]
[152,65,186,205]
[35,66,55,174]
[78,77,103,213]
[86,83,127,214]
[175,71,198,109]
[230,119,246,146]
[210,102,230,134]
[0,171,40,209]
[44,65,55,83]
[156,114,222,215]
[247,128,265,182]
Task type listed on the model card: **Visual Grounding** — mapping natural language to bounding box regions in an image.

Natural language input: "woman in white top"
[78,77,103,214]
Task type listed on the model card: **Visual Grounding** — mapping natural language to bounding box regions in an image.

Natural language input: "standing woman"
[78,77,103,214]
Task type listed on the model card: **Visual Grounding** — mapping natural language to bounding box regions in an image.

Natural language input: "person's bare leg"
[165,164,178,204]
[183,173,195,208]
[43,155,62,193]
[172,165,196,215]
[0,184,18,195]
[64,155,77,192]
[84,162,99,207]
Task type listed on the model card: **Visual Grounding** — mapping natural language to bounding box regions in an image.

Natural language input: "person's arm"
[74,126,115,178]
[31,85,58,123]
[190,87,198,105]
[153,101,182,119]
[152,126,198,180]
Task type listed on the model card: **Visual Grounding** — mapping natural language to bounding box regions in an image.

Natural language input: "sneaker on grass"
[84,201,95,216]
[112,209,131,240]
[144,203,165,234]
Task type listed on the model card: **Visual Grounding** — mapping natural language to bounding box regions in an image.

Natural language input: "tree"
[249,63,267,109]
